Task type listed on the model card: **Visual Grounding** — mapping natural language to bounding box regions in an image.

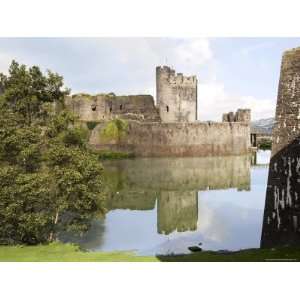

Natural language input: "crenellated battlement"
[222,109,251,123]
[156,66,197,87]
[156,65,197,123]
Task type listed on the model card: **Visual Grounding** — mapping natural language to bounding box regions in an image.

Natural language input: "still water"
[70,151,270,255]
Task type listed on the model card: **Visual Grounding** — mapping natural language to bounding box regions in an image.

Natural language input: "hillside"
[251,117,275,135]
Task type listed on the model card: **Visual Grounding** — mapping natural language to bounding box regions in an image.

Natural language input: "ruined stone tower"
[156,66,197,123]
[222,109,251,123]
[261,47,300,248]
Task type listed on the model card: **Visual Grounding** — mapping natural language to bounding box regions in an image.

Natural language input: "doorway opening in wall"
[166,105,169,112]
[109,106,112,113]
[120,104,123,110]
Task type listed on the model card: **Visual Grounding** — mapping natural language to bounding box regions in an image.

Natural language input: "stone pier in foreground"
[261,47,300,248]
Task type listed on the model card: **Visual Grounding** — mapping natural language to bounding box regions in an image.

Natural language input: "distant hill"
[251,117,275,135]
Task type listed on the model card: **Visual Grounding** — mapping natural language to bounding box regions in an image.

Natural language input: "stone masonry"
[65,65,251,157]
[222,109,251,123]
[156,66,197,123]
[65,93,160,122]
[261,47,300,248]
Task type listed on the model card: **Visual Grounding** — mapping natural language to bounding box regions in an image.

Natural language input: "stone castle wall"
[89,120,251,157]
[65,93,160,122]
[261,47,300,248]
[222,109,251,123]
[156,66,197,123]
[64,65,251,158]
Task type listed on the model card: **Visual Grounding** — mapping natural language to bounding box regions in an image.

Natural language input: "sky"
[1,37,300,121]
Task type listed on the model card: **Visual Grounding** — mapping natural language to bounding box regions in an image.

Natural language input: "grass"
[157,247,300,262]
[96,150,135,160]
[1,243,300,262]
[0,243,157,262]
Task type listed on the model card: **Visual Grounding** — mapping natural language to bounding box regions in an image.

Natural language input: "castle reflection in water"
[103,155,252,235]
[61,151,269,254]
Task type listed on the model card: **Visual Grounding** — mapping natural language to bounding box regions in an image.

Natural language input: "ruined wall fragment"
[65,93,160,122]
[222,109,251,123]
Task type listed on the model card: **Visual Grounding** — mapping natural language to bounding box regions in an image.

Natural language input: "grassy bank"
[157,247,300,262]
[90,149,135,160]
[97,150,135,160]
[1,243,300,262]
[0,243,157,262]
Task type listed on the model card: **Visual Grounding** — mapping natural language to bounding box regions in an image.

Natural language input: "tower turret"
[156,66,197,123]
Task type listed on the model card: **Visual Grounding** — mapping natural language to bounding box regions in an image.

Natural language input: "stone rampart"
[90,120,251,157]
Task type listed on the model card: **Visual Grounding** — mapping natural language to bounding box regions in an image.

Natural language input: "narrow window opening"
[109,106,112,113]
[91,104,97,111]
[166,105,169,112]
[120,104,123,110]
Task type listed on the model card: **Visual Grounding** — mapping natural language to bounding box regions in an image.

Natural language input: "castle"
[65,66,251,157]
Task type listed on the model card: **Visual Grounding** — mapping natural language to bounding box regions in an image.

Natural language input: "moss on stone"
[100,118,128,142]
[71,93,94,100]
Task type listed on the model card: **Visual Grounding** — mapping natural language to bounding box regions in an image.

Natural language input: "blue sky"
[0,37,300,121]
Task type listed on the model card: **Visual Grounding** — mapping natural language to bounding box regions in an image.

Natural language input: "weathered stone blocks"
[261,47,300,248]
[156,66,197,123]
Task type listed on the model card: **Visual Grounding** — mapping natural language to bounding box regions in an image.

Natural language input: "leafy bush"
[258,139,272,150]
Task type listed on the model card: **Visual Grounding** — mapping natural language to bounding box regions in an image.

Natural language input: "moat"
[63,150,270,255]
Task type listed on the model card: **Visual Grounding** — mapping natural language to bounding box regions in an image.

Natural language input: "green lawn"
[0,243,158,262]
[157,248,300,262]
[1,243,300,262]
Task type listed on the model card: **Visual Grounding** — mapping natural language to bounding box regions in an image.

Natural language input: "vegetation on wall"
[100,118,128,143]
[0,60,105,245]
[96,150,135,160]
[71,93,93,100]
[71,92,116,100]
[258,139,272,150]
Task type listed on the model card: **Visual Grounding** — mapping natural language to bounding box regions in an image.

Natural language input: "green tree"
[44,114,104,241]
[0,60,69,125]
[0,61,105,245]
[0,167,53,245]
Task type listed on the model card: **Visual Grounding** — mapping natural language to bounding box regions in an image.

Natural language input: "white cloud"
[0,38,276,121]
[197,198,229,243]
[198,81,276,121]
[0,52,13,74]
[173,38,213,73]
